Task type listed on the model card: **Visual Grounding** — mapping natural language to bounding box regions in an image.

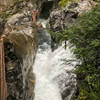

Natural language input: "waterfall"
[33,19,77,100]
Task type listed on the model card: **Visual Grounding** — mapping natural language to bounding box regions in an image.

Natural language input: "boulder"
[47,0,95,32]
[0,1,38,100]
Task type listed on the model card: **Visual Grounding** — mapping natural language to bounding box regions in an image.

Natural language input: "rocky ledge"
[47,0,95,32]
[0,0,38,100]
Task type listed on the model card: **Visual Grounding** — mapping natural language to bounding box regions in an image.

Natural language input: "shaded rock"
[1,1,38,100]
[5,42,23,100]
[47,0,95,32]
[47,5,78,32]
[39,1,54,19]
[54,72,76,100]
[0,18,6,36]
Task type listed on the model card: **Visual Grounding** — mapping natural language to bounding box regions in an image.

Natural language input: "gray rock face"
[47,9,78,32]
[47,3,78,32]
[5,42,23,100]
[1,1,37,100]
[1,0,54,100]
[47,0,94,32]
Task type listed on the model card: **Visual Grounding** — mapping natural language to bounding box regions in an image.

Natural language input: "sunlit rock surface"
[47,0,95,32]
[0,0,51,99]
[0,1,38,100]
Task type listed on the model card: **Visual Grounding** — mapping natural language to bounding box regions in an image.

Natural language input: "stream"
[33,19,77,100]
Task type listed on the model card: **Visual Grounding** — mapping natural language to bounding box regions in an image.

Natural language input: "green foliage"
[65,2,100,99]
[51,1,100,100]
[48,30,68,44]
[58,0,80,8]
[58,0,74,7]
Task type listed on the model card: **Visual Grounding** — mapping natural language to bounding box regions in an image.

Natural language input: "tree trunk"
[0,39,6,100]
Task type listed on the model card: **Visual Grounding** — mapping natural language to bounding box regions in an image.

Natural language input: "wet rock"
[54,72,76,100]
[1,1,38,100]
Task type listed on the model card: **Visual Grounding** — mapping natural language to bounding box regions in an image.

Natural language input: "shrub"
[54,1,100,99]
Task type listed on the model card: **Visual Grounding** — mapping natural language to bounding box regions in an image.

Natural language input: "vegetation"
[58,0,74,7]
[51,0,100,99]
[58,0,80,8]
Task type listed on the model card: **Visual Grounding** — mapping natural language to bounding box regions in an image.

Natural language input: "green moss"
[58,0,80,8]
[58,0,74,7]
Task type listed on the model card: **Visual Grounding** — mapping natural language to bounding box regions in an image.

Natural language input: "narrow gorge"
[0,0,98,100]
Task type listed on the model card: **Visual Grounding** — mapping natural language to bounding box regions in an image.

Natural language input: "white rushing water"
[33,19,77,100]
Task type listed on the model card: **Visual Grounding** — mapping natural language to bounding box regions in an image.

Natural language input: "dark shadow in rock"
[4,42,23,100]
[40,1,54,19]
